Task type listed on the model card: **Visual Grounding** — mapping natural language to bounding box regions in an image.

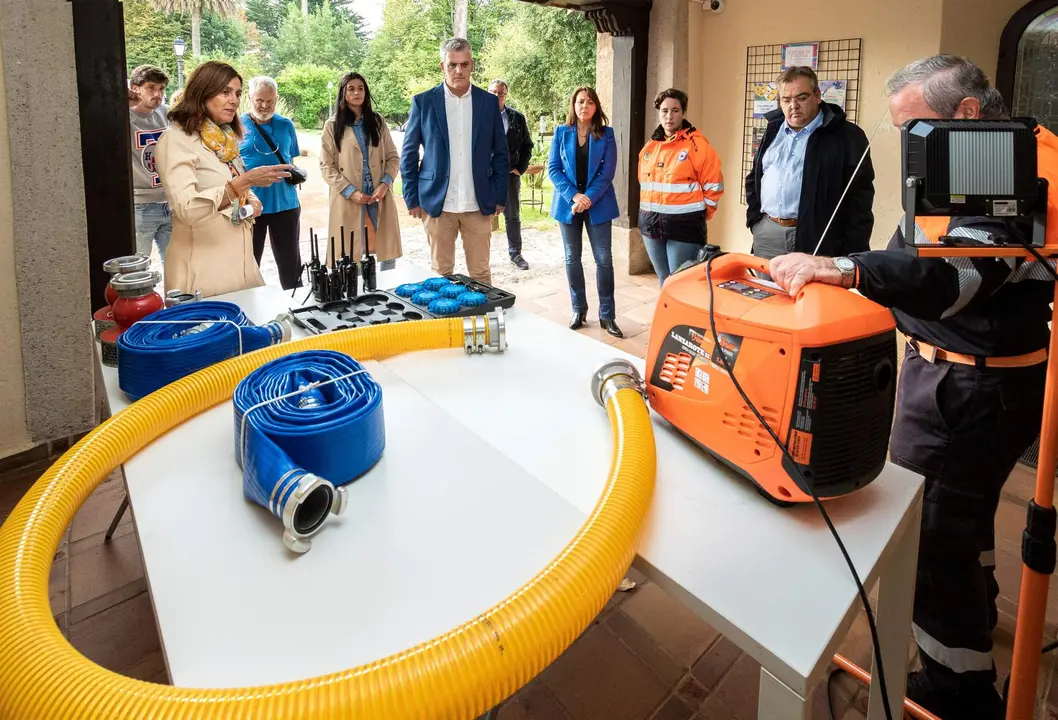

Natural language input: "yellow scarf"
[200,118,251,226]
[199,118,243,169]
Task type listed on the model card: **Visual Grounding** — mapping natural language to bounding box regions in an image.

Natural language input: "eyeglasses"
[445,62,472,72]
[780,92,815,106]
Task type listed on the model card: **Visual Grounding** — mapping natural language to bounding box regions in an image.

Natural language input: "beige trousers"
[423,211,493,285]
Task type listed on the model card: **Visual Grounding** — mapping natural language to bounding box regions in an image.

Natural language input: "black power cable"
[703,254,895,720]
[826,667,845,720]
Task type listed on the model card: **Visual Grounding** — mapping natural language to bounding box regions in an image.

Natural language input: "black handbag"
[251,117,307,186]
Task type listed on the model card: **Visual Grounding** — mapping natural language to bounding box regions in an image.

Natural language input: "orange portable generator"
[645,251,898,505]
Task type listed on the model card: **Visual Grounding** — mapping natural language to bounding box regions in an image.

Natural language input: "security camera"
[709,0,725,12]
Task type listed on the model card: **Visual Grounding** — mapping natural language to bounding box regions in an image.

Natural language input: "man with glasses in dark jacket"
[490,79,534,270]
[745,65,875,263]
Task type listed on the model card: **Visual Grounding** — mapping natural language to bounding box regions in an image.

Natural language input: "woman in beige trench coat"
[156,61,292,298]
[320,72,402,268]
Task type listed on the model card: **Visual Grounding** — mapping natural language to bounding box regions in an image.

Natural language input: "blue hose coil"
[233,350,385,526]
[427,298,462,315]
[411,290,441,306]
[394,283,424,298]
[422,277,452,291]
[439,284,467,300]
[117,301,288,401]
[457,291,488,307]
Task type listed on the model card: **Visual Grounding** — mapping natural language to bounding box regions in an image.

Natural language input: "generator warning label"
[718,280,778,301]
[648,325,744,392]
[789,429,813,465]
[788,354,820,466]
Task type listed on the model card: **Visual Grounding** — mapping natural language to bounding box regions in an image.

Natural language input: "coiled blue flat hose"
[232,349,385,553]
[118,301,290,401]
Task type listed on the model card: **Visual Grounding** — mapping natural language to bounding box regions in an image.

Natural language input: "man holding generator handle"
[769,54,1058,719]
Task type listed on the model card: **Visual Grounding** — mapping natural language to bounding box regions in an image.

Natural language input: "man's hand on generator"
[770,253,843,297]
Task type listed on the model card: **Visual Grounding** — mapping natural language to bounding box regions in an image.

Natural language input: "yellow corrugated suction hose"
[0,316,656,719]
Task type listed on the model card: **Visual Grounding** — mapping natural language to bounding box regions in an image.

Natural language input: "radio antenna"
[811,104,893,257]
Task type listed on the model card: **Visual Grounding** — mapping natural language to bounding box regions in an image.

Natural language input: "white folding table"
[94,265,923,719]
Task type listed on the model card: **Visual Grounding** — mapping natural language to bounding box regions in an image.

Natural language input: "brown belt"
[767,214,797,228]
[909,339,1047,368]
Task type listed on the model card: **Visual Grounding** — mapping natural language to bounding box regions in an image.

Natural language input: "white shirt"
[442,81,478,213]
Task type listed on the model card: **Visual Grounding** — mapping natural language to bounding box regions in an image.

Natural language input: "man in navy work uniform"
[240,76,303,290]
[768,55,1058,720]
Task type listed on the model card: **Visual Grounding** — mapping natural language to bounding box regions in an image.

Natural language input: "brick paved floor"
[4,244,1058,719]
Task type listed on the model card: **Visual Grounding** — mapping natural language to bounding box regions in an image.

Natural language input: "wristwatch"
[833,257,857,289]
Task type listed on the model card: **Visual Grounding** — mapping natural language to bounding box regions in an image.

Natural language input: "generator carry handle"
[702,252,771,281]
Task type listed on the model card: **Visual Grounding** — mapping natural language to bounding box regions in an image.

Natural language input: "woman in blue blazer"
[548,87,623,337]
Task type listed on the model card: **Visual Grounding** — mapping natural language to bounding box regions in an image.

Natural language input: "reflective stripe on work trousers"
[912,623,994,674]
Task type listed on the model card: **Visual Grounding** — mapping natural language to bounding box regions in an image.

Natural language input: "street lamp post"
[328,81,334,119]
[173,36,186,89]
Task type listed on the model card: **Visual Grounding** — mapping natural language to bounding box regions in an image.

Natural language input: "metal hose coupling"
[256,471,348,553]
[164,288,202,308]
[463,306,508,355]
[272,312,295,343]
[591,359,647,408]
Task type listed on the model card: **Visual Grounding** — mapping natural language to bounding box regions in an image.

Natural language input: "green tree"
[264,0,366,76]
[247,0,364,39]
[245,0,284,38]
[358,0,508,119]
[124,0,188,82]
[124,0,249,84]
[359,0,438,119]
[480,4,595,123]
[309,0,366,29]
[182,50,265,85]
[149,0,239,56]
[200,12,247,58]
[277,64,343,127]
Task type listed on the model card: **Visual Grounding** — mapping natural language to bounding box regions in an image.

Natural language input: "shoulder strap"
[251,117,287,165]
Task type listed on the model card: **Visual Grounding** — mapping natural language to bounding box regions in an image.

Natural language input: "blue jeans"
[642,235,700,286]
[559,216,615,320]
[135,202,172,261]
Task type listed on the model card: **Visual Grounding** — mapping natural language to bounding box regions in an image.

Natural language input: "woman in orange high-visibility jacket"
[638,88,725,285]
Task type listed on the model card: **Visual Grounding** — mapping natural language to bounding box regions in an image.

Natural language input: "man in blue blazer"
[400,37,510,285]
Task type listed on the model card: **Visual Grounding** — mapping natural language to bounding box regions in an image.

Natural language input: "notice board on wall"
[740,38,862,204]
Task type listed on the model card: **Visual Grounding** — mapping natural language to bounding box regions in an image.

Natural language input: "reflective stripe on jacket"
[637,122,724,245]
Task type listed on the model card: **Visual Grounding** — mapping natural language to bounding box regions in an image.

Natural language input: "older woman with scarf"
[638,88,724,286]
[155,61,292,298]
[320,72,402,268]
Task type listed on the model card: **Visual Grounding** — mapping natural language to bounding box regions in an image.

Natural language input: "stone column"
[586,3,653,275]
[646,0,689,132]
[0,0,95,443]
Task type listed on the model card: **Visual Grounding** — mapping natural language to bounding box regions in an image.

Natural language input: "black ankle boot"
[601,319,623,338]
[569,311,587,330]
